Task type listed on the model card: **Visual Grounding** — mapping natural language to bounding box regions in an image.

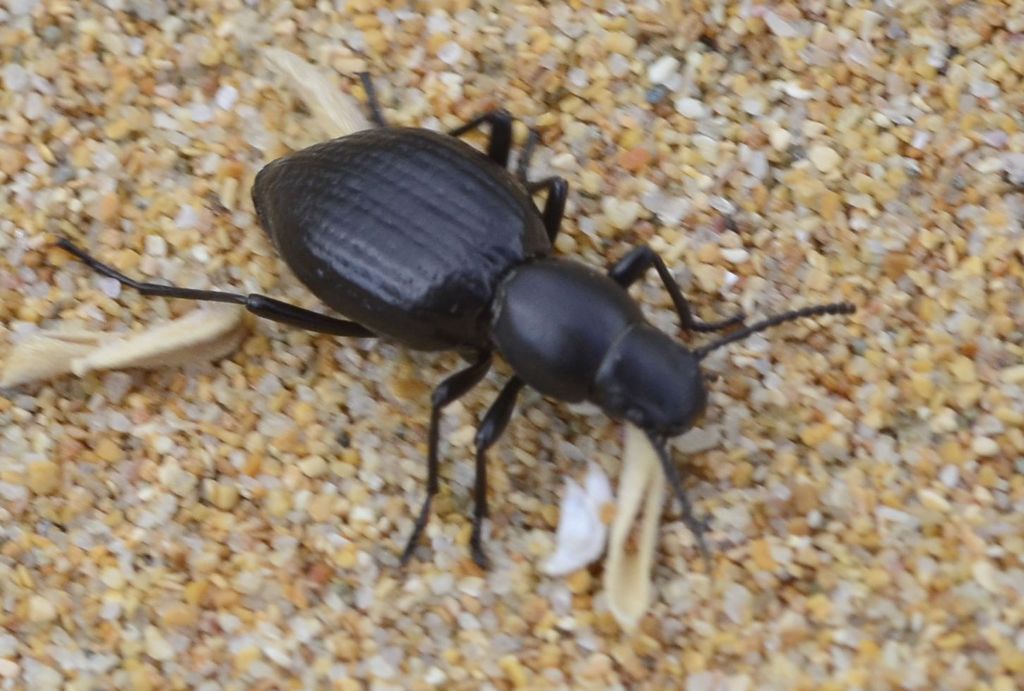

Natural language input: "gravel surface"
[2,1,1023,689]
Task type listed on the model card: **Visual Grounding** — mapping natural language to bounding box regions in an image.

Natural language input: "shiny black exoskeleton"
[58,74,855,568]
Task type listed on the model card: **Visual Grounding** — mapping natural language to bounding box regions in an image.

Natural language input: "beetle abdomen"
[253,128,551,350]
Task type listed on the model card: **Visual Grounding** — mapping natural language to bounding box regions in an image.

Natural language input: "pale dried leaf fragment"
[603,424,666,631]
[0,330,110,387]
[1,305,248,387]
[262,47,369,139]
[542,462,614,576]
[70,304,248,375]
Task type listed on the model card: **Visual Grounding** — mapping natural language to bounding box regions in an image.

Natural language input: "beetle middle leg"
[56,239,375,337]
[401,352,493,566]
[469,376,525,568]
[527,177,568,243]
[609,245,745,333]
[448,110,514,168]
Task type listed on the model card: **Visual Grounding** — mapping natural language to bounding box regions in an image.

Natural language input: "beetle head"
[592,323,707,436]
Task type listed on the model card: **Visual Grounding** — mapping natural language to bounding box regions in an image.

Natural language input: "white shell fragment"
[603,424,667,632]
[1,305,248,387]
[262,47,370,139]
[542,462,614,576]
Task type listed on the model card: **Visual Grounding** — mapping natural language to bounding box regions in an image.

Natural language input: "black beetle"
[57,74,855,567]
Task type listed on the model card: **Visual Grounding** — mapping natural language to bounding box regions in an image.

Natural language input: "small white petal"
[542,466,612,577]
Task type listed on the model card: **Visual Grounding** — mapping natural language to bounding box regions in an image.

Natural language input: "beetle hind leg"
[469,377,525,568]
[56,238,375,337]
[400,352,493,566]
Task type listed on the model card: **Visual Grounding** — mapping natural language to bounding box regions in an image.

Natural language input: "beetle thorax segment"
[490,258,645,402]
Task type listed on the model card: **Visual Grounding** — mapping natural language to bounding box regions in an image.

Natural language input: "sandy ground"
[1,1,1023,689]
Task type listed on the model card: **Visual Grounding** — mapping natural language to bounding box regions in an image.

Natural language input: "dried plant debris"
[603,424,667,632]
[261,48,370,139]
[1,305,247,387]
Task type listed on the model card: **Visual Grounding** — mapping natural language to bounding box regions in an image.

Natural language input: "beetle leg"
[448,110,514,168]
[469,376,525,568]
[401,352,493,566]
[527,177,568,244]
[56,239,375,337]
[356,72,387,128]
[608,245,745,333]
[516,127,541,182]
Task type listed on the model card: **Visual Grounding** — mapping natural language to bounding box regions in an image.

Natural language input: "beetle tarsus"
[648,432,714,566]
[55,238,376,337]
[466,377,525,570]
[516,127,541,182]
[609,245,745,334]
[470,529,490,569]
[357,72,387,128]
[400,353,493,564]
[399,496,433,566]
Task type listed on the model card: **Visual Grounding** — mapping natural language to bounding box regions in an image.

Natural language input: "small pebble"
[972,437,999,457]
[674,97,707,119]
[809,145,841,173]
[28,595,57,623]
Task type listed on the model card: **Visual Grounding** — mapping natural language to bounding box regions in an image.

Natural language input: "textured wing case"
[252,128,551,350]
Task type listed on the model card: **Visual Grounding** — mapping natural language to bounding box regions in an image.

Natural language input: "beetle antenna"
[645,430,712,568]
[693,302,855,360]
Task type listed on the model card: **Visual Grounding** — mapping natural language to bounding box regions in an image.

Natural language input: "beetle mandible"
[58,74,855,567]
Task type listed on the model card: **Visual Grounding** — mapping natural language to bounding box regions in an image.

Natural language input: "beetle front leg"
[448,110,514,168]
[57,239,375,337]
[608,245,745,333]
[469,376,525,568]
[401,352,493,566]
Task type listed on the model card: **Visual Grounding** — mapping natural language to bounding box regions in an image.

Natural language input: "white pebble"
[28,595,57,623]
[809,144,841,173]
[2,63,30,92]
[190,103,214,123]
[144,234,167,257]
[602,197,642,230]
[720,248,751,264]
[765,11,800,38]
[674,97,707,119]
[191,244,211,263]
[144,626,175,661]
[723,583,752,624]
[972,437,999,457]
[939,465,960,488]
[648,55,680,84]
[568,67,588,89]
[97,276,122,298]
[214,84,238,110]
[0,659,20,678]
[175,204,199,229]
[782,82,814,100]
[6,0,38,16]
[769,127,792,151]
[438,41,462,65]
